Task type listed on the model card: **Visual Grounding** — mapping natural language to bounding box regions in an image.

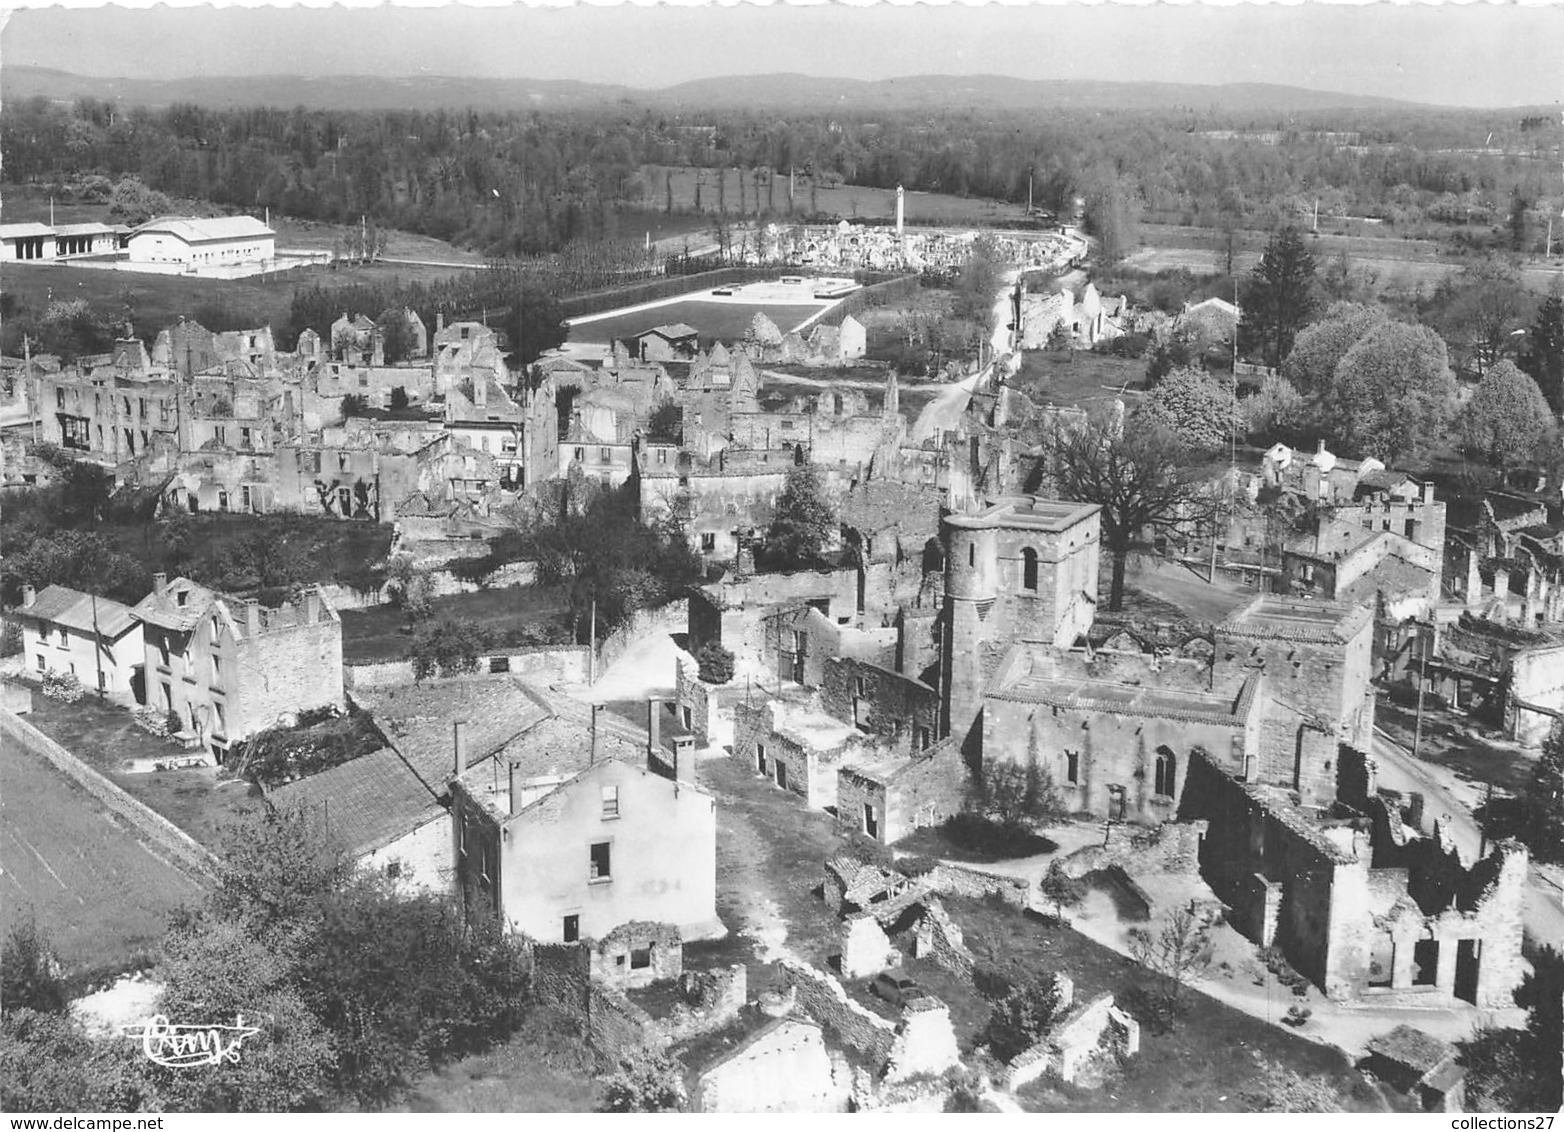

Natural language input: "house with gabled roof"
[127,215,275,269]
[450,701,722,944]
[18,584,144,704]
[632,323,700,363]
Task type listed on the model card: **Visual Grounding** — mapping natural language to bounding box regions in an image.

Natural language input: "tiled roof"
[1219,595,1371,644]
[990,672,1258,727]
[357,677,552,792]
[1340,556,1435,605]
[644,323,699,340]
[24,585,138,639]
[267,746,443,858]
[1365,1025,1453,1073]
[130,577,219,632]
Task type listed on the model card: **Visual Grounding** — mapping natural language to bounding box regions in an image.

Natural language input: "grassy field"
[1009,350,1149,412]
[18,690,263,851]
[1129,222,1564,295]
[941,896,1389,1113]
[0,723,206,972]
[636,166,1034,228]
[567,297,834,348]
[339,585,571,663]
[402,1006,605,1113]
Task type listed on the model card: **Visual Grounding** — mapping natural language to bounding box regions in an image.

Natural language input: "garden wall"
[343,646,588,690]
[596,600,689,681]
[0,709,217,880]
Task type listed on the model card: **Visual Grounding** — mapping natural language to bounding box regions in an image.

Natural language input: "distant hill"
[2,65,1436,115]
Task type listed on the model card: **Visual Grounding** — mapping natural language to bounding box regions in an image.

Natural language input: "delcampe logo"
[121,1014,261,1068]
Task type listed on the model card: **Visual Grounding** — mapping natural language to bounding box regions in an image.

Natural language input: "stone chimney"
[734,531,754,576]
[1493,566,1511,621]
[436,311,445,335]
[371,332,385,368]
[590,703,605,765]
[243,598,261,638]
[152,572,167,597]
[647,697,662,763]
[303,588,322,624]
[672,734,696,786]
[453,721,469,778]
[508,761,523,816]
[20,585,35,609]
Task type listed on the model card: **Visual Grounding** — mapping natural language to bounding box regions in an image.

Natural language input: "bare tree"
[1047,410,1222,611]
[1128,904,1212,1020]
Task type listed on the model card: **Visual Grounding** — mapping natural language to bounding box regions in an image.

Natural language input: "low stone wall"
[653,965,748,1045]
[343,646,589,690]
[1057,820,1208,880]
[925,862,1032,908]
[1001,993,1139,1090]
[0,709,217,880]
[780,958,897,1065]
[598,600,688,679]
[533,941,667,1060]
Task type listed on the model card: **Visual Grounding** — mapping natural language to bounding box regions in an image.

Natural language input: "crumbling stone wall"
[781,958,897,1064]
[1336,745,1378,810]
[588,921,683,990]
[694,1019,851,1113]
[676,658,714,746]
[533,941,666,1059]
[884,998,961,1081]
[822,657,939,746]
[925,862,1032,908]
[837,740,966,844]
[1057,820,1209,879]
[1002,994,1140,1089]
[841,914,900,978]
[910,899,975,980]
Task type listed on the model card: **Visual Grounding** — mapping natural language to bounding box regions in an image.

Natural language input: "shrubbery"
[40,671,85,703]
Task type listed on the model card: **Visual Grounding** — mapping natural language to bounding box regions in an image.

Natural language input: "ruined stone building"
[131,573,343,763]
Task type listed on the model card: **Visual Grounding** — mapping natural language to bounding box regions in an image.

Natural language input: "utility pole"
[587,595,597,685]
[24,334,38,445]
[91,590,105,699]
[1411,619,1430,761]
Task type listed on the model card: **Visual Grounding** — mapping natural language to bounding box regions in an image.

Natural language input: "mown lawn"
[339,585,571,663]
[567,298,834,349]
[0,723,206,972]
[1010,349,1149,411]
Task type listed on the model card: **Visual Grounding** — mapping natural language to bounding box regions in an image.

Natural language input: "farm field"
[567,297,837,348]
[637,165,1035,228]
[1129,222,1564,294]
[0,726,206,972]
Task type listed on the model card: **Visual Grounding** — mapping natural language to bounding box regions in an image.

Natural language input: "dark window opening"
[1022,547,1039,591]
[589,841,611,881]
[1154,747,1177,798]
[563,915,580,943]
[630,947,652,970]
[1066,750,1080,785]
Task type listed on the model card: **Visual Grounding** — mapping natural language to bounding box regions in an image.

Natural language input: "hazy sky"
[2,1,1562,108]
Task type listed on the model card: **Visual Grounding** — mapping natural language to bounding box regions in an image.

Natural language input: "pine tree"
[1520,293,1564,414]
[1246,226,1319,369]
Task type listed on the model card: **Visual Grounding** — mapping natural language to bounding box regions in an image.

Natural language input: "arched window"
[1021,547,1039,591]
[1154,747,1177,798]
[968,543,975,567]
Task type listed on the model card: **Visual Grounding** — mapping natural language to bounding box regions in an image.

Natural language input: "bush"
[695,642,735,685]
[40,671,85,703]
[599,1050,686,1112]
[984,976,1067,1062]
[165,707,184,736]
[1,922,66,1015]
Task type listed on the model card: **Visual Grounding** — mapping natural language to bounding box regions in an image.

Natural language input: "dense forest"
[4,96,1560,260]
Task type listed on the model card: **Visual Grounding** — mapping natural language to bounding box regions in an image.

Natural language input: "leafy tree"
[340,392,369,417]
[952,235,1003,327]
[761,464,836,570]
[1083,179,1140,266]
[647,398,683,443]
[695,642,735,685]
[1144,366,1240,455]
[376,308,416,364]
[1424,258,1535,379]
[500,286,567,367]
[1127,905,1212,1023]
[389,385,411,412]
[1519,292,1564,414]
[1244,226,1318,369]
[1281,301,1388,403]
[1460,360,1558,467]
[1509,187,1530,253]
[1460,947,1563,1112]
[1324,321,1457,463]
[1037,863,1087,924]
[599,1050,687,1112]
[149,918,337,1113]
[1047,410,1220,611]
[385,555,436,629]
[970,753,1068,830]
[1144,330,1198,387]
[106,175,171,226]
[0,1009,148,1112]
[1,921,66,1015]
[1480,720,1564,864]
[412,619,492,681]
[984,975,1068,1062]
[208,805,353,942]
[1244,374,1306,441]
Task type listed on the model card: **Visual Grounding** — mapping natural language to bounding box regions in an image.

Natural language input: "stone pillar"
[1493,567,1511,620]
[1465,551,1482,607]
[1435,937,1459,994]
[1523,574,1539,629]
[1391,937,1415,989]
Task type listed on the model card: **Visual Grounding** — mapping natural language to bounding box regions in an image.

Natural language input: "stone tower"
[939,497,1101,750]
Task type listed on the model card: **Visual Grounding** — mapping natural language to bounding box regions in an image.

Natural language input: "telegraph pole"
[91,590,105,699]
[587,595,597,686]
[1411,620,1430,761]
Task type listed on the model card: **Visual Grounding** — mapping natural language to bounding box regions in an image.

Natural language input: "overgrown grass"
[339,586,572,664]
[400,1006,604,1113]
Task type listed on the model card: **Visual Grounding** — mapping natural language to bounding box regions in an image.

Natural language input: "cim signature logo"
[122,1014,261,1068]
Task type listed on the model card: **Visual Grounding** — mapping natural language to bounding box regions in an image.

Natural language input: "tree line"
[6,95,1559,261]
